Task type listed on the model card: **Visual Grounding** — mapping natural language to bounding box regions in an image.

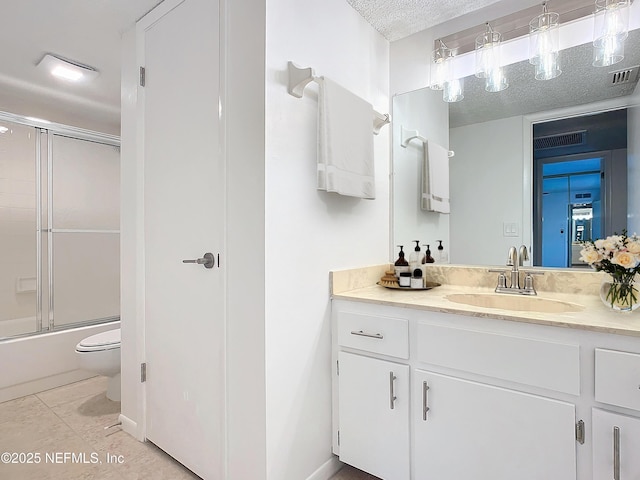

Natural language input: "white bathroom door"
[139,0,225,478]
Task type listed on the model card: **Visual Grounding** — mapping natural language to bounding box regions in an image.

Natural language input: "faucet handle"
[521,270,543,295]
[488,269,508,290]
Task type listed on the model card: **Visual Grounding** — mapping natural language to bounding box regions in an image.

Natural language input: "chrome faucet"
[490,245,542,295]
[507,246,520,289]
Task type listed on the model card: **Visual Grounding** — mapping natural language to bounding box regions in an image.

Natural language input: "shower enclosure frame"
[0,111,120,340]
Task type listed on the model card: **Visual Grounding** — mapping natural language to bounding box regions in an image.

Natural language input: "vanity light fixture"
[529,2,562,80]
[475,23,508,92]
[37,54,99,83]
[430,39,450,91]
[442,47,464,102]
[593,0,630,67]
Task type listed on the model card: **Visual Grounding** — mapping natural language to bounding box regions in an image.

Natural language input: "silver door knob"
[182,252,215,269]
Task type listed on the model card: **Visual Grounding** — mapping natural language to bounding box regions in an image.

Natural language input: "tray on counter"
[376,281,441,291]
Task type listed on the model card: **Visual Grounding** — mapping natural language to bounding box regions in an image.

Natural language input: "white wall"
[265,0,389,478]
[119,26,142,440]
[392,88,449,259]
[628,87,640,235]
[450,116,525,265]
[225,0,267,477]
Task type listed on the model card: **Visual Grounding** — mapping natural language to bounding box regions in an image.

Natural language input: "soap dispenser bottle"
[408,240,423,269]
[423,244,435,264]
[436,240,449,264]
[394,245,409,277]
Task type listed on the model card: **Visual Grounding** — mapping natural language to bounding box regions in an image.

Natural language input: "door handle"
[389,371,397,410]
[613,426,620,480]
[182,252,215,269]
[422,381,430,421]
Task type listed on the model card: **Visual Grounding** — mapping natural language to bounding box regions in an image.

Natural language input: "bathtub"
[0,316,40,339]
[0,320,120,403]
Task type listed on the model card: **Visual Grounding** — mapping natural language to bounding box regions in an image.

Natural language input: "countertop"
[331,264,640,337]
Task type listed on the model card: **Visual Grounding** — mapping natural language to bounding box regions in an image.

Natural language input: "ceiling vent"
[533,130,587,150]
[609,66,639,86]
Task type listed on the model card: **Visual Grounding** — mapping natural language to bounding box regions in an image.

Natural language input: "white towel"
[421,141,450,214]
[317,77,375,199]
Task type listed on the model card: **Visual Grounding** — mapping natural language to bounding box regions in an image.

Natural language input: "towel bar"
[287,61,390,135]
[400,125,455,157]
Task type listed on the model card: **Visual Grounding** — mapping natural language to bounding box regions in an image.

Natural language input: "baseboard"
[118,413,143,440]
[306,456,343,480]
[0,370,95,403]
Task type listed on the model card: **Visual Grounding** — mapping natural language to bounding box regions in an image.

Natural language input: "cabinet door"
[414,370,576,480]
[338,351,410,480]
[593,408,640,480]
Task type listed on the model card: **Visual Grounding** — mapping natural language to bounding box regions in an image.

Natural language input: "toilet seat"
[76,329,121,352]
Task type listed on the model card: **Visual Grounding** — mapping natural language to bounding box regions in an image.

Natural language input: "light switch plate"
[503,222,520,237]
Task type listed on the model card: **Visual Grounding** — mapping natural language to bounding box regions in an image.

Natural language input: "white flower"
[626,239,640,255]
[602,236,622,253]
[580,247,601,264]
[612,251,639,269]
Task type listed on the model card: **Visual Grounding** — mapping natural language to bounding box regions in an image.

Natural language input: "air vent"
[533,130,587,150]
[609,66,639,86]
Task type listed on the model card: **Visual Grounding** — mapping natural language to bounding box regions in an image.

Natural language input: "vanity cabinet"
[592,408,640,480]
[338,352,410,480]
[592,348,640,479]
[413,370,576,480]
[332,299,640,480]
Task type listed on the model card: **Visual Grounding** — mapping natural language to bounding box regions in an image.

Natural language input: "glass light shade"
[443,77,464,103]
[529,9,561,80]
[593,0,630,67]
[534,53,562,80]
[475,29,502,79]
[476,28,508,92]
[485,66,508,92]
[430,46,449,90]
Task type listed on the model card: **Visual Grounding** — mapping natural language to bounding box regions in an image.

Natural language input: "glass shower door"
[0,123,38,337]
[49,134,120,329]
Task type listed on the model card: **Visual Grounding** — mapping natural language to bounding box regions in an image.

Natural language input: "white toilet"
[75,328,121,401]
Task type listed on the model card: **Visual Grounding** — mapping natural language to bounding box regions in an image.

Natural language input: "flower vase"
[599,277,640,312]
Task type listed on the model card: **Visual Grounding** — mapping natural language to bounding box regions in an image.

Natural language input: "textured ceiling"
[346,0,504,41]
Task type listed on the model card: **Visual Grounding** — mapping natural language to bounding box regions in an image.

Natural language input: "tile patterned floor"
[329,464,380,479]
[0,376,377,480]
[0,376,199,480]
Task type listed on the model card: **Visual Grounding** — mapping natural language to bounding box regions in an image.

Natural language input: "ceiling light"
[529,3,562,80]
[0,126,8,134]
[37,54,99,83]
[475,23,508,92]
[593,0,630,67]
[430,40,450,90]
[442,49,464,102]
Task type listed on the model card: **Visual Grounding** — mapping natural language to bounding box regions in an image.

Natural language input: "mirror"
[393,32,640,268]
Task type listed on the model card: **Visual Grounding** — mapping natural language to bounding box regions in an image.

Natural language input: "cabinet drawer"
[417,323,580,395]
[337,311,409,359]
[595,349,640,411]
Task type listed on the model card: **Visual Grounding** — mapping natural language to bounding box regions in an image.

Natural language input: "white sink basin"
[445,293,584,313]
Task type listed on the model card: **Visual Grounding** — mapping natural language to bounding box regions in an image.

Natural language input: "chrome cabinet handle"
[389,371,397,410]
[614,426,620,480]
[422,381,430,420]
[350,330,383,339]
[182,252,215,269]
